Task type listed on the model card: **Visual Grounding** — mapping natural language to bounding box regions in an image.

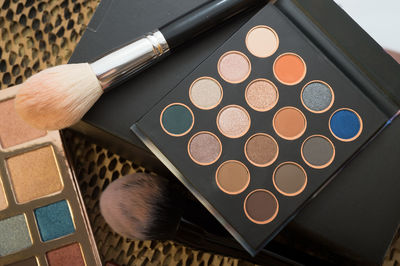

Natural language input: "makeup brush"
[14,0,266,130]
[99,173,183,240]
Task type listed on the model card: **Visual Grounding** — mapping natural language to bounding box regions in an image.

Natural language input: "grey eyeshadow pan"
[0,214,32,256]
[302,82,333,112]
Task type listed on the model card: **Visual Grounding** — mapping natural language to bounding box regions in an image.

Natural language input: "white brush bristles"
[15,63,103,130]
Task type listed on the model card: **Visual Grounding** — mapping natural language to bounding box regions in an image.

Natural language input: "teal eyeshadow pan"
[34,200,75,242]
[161,104,194,136]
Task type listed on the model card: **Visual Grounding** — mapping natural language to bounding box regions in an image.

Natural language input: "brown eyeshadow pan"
[188,132,222,165]
[244,189,279,224]
[245,133,278,167]
[216,160,250,195]
[7,145,63,204]
[0,99,46,149]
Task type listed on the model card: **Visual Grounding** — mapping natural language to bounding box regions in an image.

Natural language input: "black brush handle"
[160,0,267,50]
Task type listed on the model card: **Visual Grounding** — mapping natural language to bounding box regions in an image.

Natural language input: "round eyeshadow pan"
[244,189,279,224]
[217,105,251,138]
[301,135,335,169]
[188,131,222,165]
[245,79,279,112]
[189,77,223,110]
[273,162,307,196]
[273,107,307,140]
[161,103,194,137]
[216,160,250,195]
[218,51,251,84]
[301,81,334,113]
[245,25,279,58]
[273,53,306,85]
[329,108,363,141]
[245,133,279,167]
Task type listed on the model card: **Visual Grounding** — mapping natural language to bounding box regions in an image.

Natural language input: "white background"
[334,0,400,52]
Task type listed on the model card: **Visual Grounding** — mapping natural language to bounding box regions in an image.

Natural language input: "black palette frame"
[132,4,389,255]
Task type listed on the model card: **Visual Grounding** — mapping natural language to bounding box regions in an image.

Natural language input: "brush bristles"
[15,63,103,130]
[100,173,182,240]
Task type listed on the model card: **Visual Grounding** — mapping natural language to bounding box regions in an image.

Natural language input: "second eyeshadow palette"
[132,4,389,255]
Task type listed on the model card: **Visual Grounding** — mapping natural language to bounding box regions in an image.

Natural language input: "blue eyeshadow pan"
[34,200,75,242]
[330,109,362,141]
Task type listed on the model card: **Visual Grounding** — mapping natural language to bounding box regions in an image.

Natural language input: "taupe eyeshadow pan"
[245,133,278,167]
[188,132,222,165]
[273,162,307,196]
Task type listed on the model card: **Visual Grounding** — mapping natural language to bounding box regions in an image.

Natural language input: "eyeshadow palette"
[132,4,395,255]
[0,87,101,265]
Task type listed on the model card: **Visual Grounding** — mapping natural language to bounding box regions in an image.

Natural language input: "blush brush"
[14,0,266,130]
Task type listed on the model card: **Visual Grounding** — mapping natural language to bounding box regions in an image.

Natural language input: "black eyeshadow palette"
[131,4,395,255]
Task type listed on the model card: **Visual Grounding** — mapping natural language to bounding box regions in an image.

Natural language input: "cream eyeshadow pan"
[0,87,101,266]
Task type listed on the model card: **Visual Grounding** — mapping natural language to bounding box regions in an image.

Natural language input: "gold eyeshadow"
[132,4,389,256]
[0,87,101,265]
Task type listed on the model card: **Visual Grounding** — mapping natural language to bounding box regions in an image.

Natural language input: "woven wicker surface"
[0,0,397,265]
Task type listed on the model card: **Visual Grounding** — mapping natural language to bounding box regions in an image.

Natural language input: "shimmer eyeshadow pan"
[217,105,251,138]
[189,77,223,110]
[218,51,251,83]
[133,3,390,256]
[0,87,100,265]
[46,243,85,266]
[0,214,32,256]
[188,132,222,165]
[301,81,334,113]
[34,200,75,242]
[7,146,63,204]
[245,79,279,112]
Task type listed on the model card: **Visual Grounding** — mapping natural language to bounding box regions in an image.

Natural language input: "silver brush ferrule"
[90,30,170,91]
